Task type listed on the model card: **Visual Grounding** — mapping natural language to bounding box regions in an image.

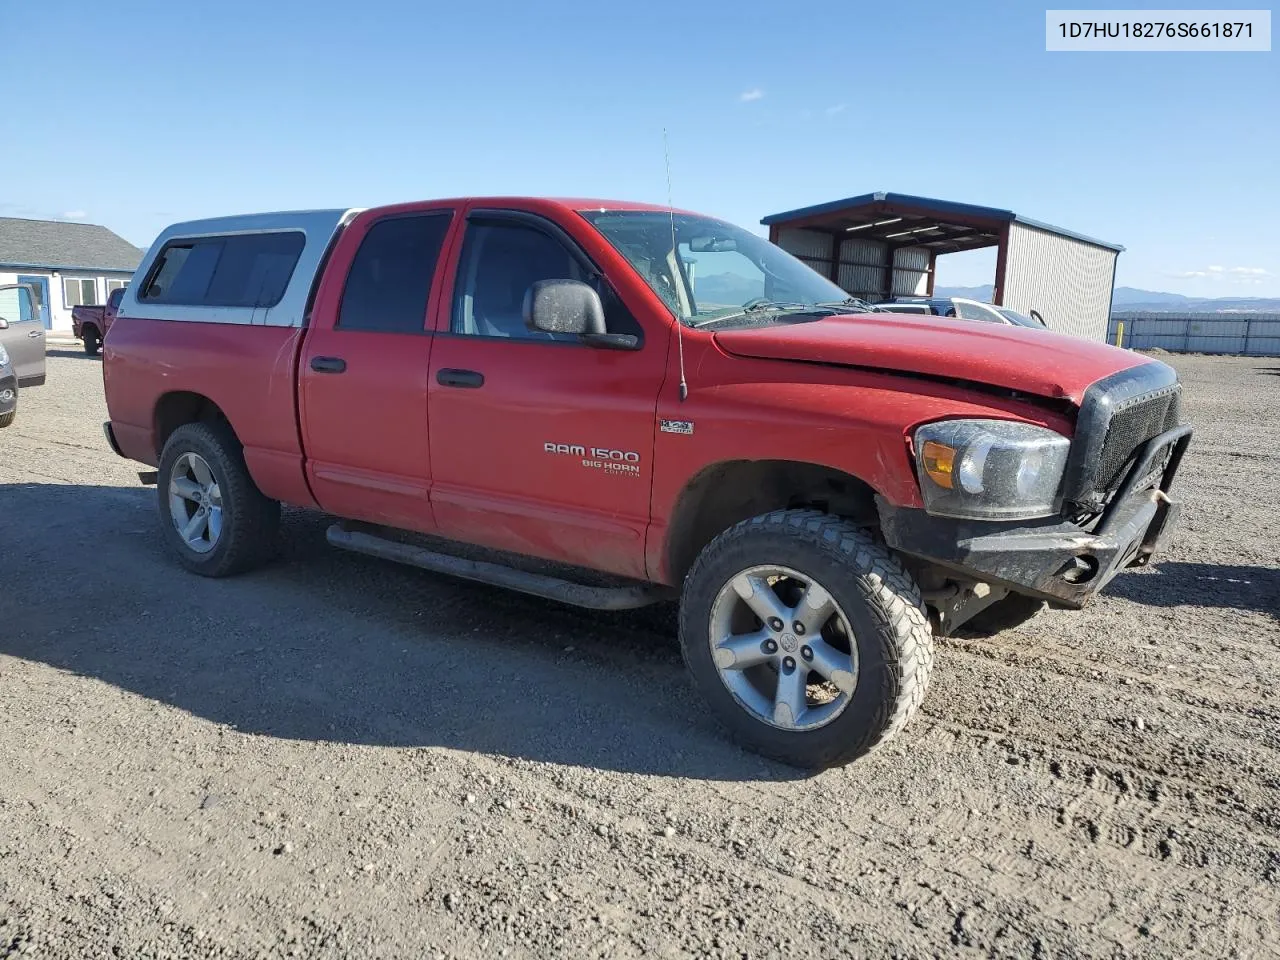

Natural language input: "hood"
[712,312,1147,404]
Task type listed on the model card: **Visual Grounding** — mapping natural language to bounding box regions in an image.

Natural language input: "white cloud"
[62,209,88,219]
[824,104,847,116]
[739,88,764,102]
[1207,265,1224,272]
[1229,266,1269,276]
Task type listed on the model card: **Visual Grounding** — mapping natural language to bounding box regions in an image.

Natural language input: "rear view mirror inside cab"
[687,236,738,253]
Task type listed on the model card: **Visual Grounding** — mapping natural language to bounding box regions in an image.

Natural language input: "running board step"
[325,523,670,611]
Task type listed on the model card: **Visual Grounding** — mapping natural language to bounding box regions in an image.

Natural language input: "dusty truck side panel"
[103,209,357,507]
[104,322,316,506]
[644,331,1079,585]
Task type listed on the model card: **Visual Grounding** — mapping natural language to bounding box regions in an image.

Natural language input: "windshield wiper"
[815,297,882,312]
[690,299,811,328]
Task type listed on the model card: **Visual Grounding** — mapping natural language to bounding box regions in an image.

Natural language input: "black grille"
[1095,387,1181,492]
[1062,362,1183,511]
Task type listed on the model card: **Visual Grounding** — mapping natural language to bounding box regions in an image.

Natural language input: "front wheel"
[679,510,934,769]
[82,328,100,355]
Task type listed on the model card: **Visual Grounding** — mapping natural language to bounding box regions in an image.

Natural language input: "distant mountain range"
[695,273,764,305]
[935,284,1280,314]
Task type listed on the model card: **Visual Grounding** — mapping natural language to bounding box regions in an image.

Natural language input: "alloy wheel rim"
[708,564,859,731]
[168,452,223,554]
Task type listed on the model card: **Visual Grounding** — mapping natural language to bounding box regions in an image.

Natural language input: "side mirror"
[523,279,606,336]
[0,318,8,330]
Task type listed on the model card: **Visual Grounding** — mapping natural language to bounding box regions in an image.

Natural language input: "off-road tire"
[157,422,279,577]
[0,411,14,428]
[959,593,1046,638]
[82,328,100,355]
[679,509,934,769]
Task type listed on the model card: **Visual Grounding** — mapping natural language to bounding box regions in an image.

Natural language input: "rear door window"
[18,286,35,322]
[337,213,452,333]
[140,232,305,307]
[0,286,36,323]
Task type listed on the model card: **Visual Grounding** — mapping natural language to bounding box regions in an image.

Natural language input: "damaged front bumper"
[880,425,1192,608]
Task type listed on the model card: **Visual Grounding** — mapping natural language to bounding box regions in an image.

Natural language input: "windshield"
[997,307,1045,328]
[580,210,852,327]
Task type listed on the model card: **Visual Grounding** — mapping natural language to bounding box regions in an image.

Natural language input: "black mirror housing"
[523,280,606,336]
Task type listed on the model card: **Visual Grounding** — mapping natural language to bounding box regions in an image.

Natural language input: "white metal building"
[762,192,1124,341]
[0,218,143,333]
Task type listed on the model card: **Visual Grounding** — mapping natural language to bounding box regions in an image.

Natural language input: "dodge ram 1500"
[102,197,1190,768]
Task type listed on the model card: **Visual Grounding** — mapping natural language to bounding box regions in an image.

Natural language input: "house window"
[64,277,98,307]
[105,279,128,296]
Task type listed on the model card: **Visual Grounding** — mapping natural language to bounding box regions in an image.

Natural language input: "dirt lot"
[1,350,1277,959]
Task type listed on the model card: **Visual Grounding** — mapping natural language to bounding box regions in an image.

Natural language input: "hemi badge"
[660,419,694,435]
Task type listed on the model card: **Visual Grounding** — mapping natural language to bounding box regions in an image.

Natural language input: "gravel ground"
[1,350,1278,959]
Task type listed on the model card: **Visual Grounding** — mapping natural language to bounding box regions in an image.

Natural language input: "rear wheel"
[679,510,934,769]
[82,328,100,355]
[157,422,279,577]
[0,411,14,428]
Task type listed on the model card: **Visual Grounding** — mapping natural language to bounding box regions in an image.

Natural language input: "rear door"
[298,207,457,531]
[0,285,46,385]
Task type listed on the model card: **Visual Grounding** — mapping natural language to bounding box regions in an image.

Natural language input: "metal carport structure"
[762,192,1124,341]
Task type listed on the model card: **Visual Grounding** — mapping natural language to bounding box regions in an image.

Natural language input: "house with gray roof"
[0,218,145,333]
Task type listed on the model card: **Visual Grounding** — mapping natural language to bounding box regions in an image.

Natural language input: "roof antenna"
[664,128,688,402]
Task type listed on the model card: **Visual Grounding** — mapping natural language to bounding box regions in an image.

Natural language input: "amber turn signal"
[920,440,956,489]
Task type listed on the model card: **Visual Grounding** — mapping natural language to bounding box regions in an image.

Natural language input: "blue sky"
[3,0,1275,295]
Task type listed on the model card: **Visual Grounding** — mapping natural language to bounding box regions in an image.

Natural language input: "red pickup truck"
[72,286,125,354]
[102,198,1190,768]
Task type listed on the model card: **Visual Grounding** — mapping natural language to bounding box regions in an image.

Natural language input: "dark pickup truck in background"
[72,286,125,355]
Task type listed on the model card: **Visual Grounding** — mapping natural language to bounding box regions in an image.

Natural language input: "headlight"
[913,419,1070,520]
[0,343,8,365]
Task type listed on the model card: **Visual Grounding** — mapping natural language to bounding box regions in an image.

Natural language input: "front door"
[17,275,50,330]
[426,210,667,580]
[0,284,47,385]
[298,208,456,532]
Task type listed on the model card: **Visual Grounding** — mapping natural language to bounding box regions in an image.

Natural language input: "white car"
[0,283,47,387]
[877,297,1046,329]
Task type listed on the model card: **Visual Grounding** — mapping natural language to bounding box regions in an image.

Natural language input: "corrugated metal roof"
[0,217,144,271]
[762,191,1124,253]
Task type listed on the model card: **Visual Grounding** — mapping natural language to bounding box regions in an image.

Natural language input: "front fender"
[644,347,1075,582]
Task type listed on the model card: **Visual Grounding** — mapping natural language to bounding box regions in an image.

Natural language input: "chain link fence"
[1106,313,1280,356]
